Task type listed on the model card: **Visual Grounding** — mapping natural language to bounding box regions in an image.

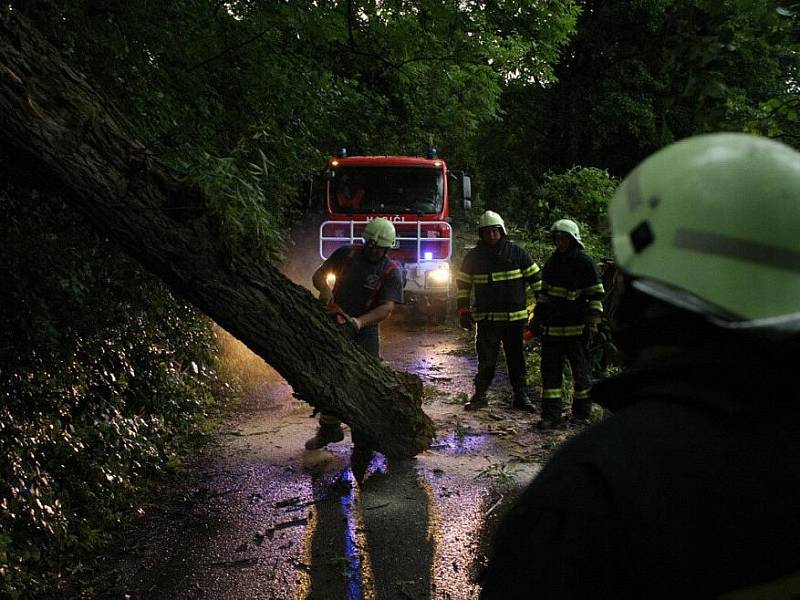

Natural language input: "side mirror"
[462,175,472,211]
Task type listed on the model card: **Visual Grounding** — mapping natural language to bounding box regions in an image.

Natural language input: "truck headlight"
[426,268,450,287]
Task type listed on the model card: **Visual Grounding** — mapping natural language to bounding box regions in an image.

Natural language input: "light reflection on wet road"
[97,318,547,599]
[431,431,494,455]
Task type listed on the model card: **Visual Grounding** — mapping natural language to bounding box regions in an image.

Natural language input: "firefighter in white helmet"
[531,218,605,429]
[307,218,403,479]
[456,210,541,411]
[482,133,800,598]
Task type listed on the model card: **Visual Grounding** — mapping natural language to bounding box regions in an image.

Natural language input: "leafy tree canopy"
[13,0,580,247]
[477,0,800,219]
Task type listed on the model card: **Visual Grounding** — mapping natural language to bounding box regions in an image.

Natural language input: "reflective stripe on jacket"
[457,237,541,322]
[536,247,604,337]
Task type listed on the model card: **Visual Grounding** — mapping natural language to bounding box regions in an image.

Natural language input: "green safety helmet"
[362,217,397,248]
[551,219,584,248]
[609,132,800,333]
[478,210,507,234]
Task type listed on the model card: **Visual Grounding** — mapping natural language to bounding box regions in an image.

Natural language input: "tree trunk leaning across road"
[0,9,434,458]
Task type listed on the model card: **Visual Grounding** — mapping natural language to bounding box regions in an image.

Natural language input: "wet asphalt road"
[85,314,572,599]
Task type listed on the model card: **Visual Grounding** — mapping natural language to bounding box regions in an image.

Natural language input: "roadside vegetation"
[0,192,229,594]
[2,1,798,596]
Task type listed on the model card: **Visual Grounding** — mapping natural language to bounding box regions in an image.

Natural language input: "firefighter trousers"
[475,320,527,395]
[540,336,592,422]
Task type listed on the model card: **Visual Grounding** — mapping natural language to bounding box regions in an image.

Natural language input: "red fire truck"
[319,148,471,322]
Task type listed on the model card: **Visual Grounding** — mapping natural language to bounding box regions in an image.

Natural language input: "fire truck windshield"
[330,166,444,214]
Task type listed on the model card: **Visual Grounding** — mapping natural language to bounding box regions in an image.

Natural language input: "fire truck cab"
[319,148,471,323]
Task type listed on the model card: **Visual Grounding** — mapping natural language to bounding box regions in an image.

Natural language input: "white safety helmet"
[551,219,584,248]
[478,210,507,234]
[362,218,397,248]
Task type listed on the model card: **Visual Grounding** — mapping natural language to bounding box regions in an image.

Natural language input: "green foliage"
[533,167,618,232]
[0,187,226,597]
[743,93,800,142]
[191,151,290,262]
[477,0,800,202]
[475,462,520,493]
[492,167,617,263]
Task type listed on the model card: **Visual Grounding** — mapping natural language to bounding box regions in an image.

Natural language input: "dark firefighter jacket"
[456,237,541,322]
[480,347,800,599]
[535,246,604,337]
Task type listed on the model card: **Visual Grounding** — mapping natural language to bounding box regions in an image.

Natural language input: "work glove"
[523,318,536,341]
[459,310,474,331]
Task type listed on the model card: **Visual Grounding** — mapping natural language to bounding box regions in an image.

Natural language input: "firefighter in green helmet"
[456,210,542,411]
[306,218,403,479]
[480,133,800,598]
[531,218,605,429]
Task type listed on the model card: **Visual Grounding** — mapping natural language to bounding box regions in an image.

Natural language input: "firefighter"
[305,218,403,471]
[457,210,541,411]
[532,219,604,429]
[336,173,365,209]
[480,133,800,598]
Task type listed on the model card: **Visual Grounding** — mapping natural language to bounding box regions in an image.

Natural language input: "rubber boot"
[571,399,592,426]
[464,390,488,411]
[304,423,345,450]
[537,399,564,430]
[511,387,538,413]
[350,431,374,482]
[351,446,374,483]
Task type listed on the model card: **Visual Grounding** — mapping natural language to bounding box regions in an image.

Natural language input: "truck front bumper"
[402,261,451,298]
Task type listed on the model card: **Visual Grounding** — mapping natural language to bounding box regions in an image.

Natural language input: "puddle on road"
[430,431,494,456]
[405,356,451,381]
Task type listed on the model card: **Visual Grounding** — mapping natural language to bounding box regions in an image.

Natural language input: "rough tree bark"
[0,9,434,457]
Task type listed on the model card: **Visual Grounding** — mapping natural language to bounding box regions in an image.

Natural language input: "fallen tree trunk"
[0,8,434,458]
